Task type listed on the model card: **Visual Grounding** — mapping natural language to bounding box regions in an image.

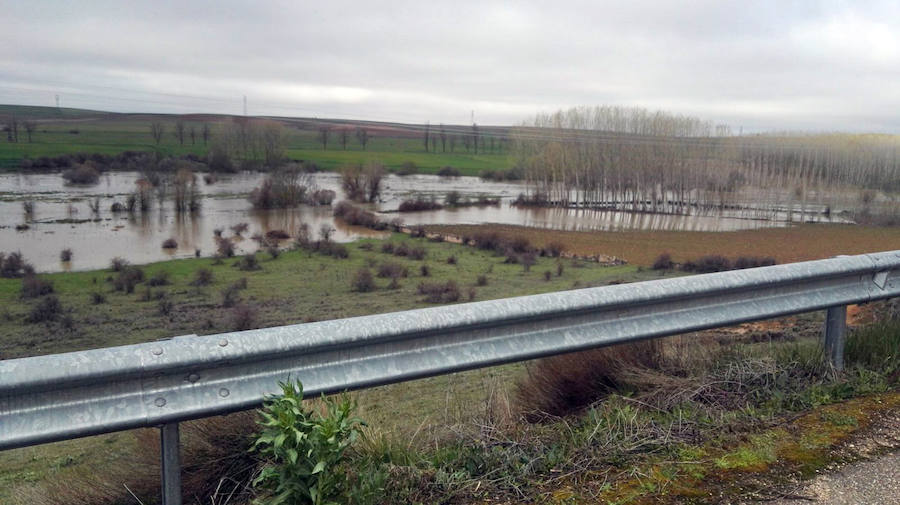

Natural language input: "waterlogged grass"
[426,223,900,266]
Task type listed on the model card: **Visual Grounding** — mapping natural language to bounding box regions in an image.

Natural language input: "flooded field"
[0,171,853,272]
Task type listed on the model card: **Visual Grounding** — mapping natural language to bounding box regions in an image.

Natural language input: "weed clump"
[191,268,214,286]
[147,270,171,286]
[60,248,73,262]
[231,303,257,331]
[27,295,63,323]
[652,253,673,270]
[21,275,54,298]
[234,254,261,271]
[351,268,376,292]
[417,280,461,303]
[216,237,236,258]
[110,257,129,272]
[114,266,145,293]
[377,262,408,279]
[1,252,34,278]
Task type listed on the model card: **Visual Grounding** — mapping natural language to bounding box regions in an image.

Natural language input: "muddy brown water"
[0,171,850,272]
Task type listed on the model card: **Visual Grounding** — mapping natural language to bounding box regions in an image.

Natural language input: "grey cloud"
[2,0,898,131]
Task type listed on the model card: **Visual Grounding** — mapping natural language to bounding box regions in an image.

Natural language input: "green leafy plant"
[251,380,364,505]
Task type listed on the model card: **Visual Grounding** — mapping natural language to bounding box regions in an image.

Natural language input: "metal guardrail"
[2,250,900,504]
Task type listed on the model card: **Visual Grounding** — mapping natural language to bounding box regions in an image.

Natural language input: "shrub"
[351,268,376,292]
[476,274,488,286]
[333,201,381,228]
[114,266,145,293]
[377,261,408,279]
[161,238,178,249]
[213,227,224,237]
[266,229,290,240]
[541,241,565,258]
[27,295,63,323]
[437,165,461,177]
[520,251,537,272]
[408,246,426,260]
[251,381,363,505]
[1,252,33,278]
[60,248,73,262]
[232,303,257,331]
[191,268,214,286]
[110,257,129,272]
[394,243,410,257]
[91,292,107,304]
[447,255,457,265]
[311,189,336,206]
[234,254,261,271]
[380,242,395,254]
[398,197,442,212]
[147,270,171,286]
[22,200,34,214]
[556,262,564,277]
[733,256,777,269]
[158,297,174,316]
[267,245,280,259]
[467,286,477,301]
[249,170,310,209]
[396,161,419,175]
[231,222,249,236]
[216,237,235,258]
[687,255,731,273]
[417,280,461,303]
[445,191,461,207]
[410,225,427,238]
[221,284,242,308]
[543,270,552,281]
[62,164,100,184]
[652,253,673,270]
[419,264,431,277]
[21,275,54,298]
[340,162,384,202]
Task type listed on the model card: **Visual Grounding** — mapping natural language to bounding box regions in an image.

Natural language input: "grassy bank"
[425,223,900,266]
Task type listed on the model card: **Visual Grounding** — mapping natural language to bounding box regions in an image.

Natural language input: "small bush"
[447,255,457,265]
[377,261,408,279]
[114,266,145,293]
[27,295,63,323]
[556,262,564,277]
[398,198,442,212]
[234,254,261,271]
[221,284,242,308]
[351,268,376,292]
[216,237,235,258]
[652,253,673,270]
[396,161,419,175]
[267,245,280,259]
[191,268,214,286]
[467,286,477,301]
[437,165,461,177]
[683,255,731,273]
[380,242,395,254]
[60,248,73,262]
[21,275,54,298]
[62,164,100,184]
[1,252,33,278]
[733,256,777,269]
[543,270,552,281]
[231,222,249,236]
[408,246,426,260]
[417,280,461,303]
[541,241,565,258]
[22,200,34,214]
[110,257,129,272]
[232,303,257,331]
[147,270,171,286]
[311,189,336,206]
[91,292,107,304]
[161,238,178,249]
[266,229,290,240]
[410,225,427,238]
[420,264,431,277]
[158,297,174,316]
[476,274,488,286]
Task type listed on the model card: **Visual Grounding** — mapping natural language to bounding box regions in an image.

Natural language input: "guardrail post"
[160,423,182,505]
[823,305,846,372]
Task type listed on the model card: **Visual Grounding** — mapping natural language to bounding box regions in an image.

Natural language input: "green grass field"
[0,105,513,175]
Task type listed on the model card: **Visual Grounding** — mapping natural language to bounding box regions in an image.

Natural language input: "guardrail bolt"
[218,388,230,398]
[152,347,163,356]
[154,397,167,407]
[186,373,200,383]
[218,338,228,347]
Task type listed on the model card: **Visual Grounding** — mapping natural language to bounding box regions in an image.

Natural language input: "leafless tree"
[150,122,165,145]
[424,122,430,153]
[173,120,186,145]
[189,126,196,145]
[201,123,211,145]
[355,127,369,150]
[22,120,36,143]
[9,115,19,143]
[472,123,479,154]
[439,124,447,152]
[338,128,349,150]
[449,135,457,153]
[318,126,330,150]
[261,121,285,167]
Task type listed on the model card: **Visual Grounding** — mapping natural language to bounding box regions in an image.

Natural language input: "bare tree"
[201,123,211,145]
[150,122,165,145]
[449,135,457,153]
[189,126,196,145]
[355,127,369,150]
[261,121,285,167]
[439,124,447,152]
[9,115,19,143]
[22,120,37,143]
[318,126,330,150]
[173,120,186,145]
[423,121,430,153]
[472,123,479,154]
[339,128,349,150]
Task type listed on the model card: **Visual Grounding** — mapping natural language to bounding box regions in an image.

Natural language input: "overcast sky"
[2,1,899,132]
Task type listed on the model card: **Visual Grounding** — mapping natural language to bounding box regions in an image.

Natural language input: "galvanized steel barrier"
[2,250,900,504]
